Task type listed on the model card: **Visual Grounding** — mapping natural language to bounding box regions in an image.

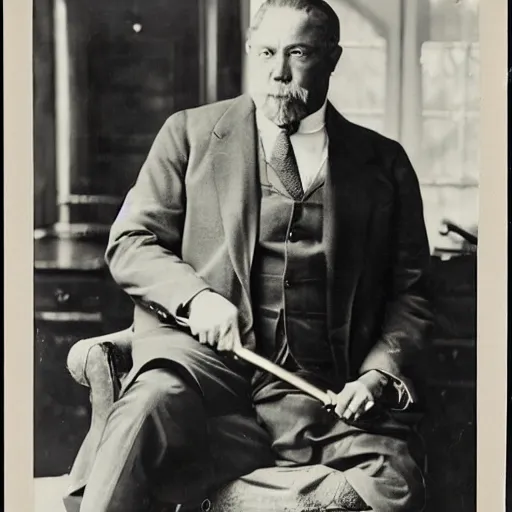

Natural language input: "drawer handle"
[55,288,71,304]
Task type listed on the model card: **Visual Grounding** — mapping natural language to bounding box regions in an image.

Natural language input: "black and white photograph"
[31,1,482,511]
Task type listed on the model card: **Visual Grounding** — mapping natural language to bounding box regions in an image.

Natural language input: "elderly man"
[73,1,432,511]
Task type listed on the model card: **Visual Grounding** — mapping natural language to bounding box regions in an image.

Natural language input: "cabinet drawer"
[35,274,109,312]
[432,296,476,339]
[34,320,103,477]
[420,384,476,512]
[428,340,476,383]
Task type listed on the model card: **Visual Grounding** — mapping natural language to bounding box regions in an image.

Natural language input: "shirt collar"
[296,101,327,134]
[256,100,327,136]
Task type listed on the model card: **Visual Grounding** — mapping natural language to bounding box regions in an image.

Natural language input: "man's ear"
[245,39,251,55]
[328,45,343,72]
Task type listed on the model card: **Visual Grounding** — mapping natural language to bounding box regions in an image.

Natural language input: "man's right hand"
[187,290,242,352]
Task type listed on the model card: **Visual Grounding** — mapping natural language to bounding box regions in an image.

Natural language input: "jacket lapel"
[211,95,260,326]
[324,104,377,334]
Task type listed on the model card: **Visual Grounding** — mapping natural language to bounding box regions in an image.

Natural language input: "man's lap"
[122,325,254,414]
[253,379,426,512]
[121,327,424,511]
[120,327,276,493]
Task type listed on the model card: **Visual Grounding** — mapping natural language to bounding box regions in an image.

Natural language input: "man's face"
[246,6,341,126]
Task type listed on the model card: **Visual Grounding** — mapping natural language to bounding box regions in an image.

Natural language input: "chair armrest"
[67,327,134,387]
[65,328,134,502]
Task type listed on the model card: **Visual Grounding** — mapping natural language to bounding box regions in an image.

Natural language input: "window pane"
[466,44,480,111]
[417,0,480,249]
[330,45,386,111]
[422,43,471,111]
[429,0,479,42]
[422,117,462,184]
[327,1,387,132]
[420,41,480,184]
[463,116,479,184]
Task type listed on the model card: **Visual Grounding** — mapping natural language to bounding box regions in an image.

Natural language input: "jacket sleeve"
[105,111,211,319]
[359,143,433,407]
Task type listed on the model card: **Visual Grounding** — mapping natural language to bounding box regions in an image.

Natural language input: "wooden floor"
[34,475,69,512]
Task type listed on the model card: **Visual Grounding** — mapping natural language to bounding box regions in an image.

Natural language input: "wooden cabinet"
[34,237,133,477]
[421,253,477,512]
[34,0,243,231]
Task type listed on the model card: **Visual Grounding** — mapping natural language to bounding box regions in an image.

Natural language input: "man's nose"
[271,53,291,82]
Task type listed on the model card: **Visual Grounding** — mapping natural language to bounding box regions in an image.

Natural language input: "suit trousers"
[79,326,423,512]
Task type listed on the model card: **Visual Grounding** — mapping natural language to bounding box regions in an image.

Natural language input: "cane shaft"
[233,346,333,408]
[175,316,335,409]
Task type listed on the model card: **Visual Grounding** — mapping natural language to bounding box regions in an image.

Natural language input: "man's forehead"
[250,6,325,46]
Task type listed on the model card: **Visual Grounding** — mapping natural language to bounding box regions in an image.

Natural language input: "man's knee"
[117,367,199,419]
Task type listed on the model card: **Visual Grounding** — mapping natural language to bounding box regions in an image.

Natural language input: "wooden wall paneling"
[91,153,146,197]
[34,0,57,229]
[66,1,92,196]
[37,0,242,225]
[85,0,202,202]
[217,0,243,100]
[422,385,476,511]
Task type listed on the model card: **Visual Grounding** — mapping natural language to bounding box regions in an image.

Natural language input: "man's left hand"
[329,370,389,421]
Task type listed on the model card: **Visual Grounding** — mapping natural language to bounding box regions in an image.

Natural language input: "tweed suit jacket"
[105,94,432,402]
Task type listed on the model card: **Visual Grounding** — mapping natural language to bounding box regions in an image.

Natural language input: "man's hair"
[248,0,340,48]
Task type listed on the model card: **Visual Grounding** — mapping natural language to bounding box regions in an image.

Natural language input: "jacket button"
[284,279,291,288]
[201,498,212,512]
[288,230,295,242]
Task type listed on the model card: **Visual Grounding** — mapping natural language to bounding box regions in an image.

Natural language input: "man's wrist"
[360,370,412,409]
[358,370,389,398]
[177,288,212,318]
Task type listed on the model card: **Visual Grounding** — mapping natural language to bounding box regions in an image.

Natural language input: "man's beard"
[251,82,310,127]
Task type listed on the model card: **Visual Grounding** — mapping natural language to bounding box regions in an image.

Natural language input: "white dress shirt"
[256,102,329,194]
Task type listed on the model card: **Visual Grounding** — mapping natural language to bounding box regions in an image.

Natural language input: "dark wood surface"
[33,0,57,228]
[34,237,134,477]
[35,237,108,270]
[34,0,243,229]
[421,253,476,512]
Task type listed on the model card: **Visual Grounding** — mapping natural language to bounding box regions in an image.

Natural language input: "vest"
[251,141,336,378]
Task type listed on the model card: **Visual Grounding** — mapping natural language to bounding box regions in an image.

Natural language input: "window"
[415,0,480,251]
[327,3,387,135]
[246,0,480,251]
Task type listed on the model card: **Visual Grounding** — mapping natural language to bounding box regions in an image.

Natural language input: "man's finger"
[218,324,233,351]
[189,322,198,336]
[231,322,243,351]
[206,327,219,346]
[334,388,354,419]
[345,389,373,421]
[364,400,375,412]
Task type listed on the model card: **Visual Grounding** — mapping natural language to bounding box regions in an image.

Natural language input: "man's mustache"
[254,84,309,102]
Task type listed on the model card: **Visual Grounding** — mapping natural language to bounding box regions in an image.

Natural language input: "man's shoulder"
[183,97,240,120]
[164,96,246,134]
[337,114,401,154]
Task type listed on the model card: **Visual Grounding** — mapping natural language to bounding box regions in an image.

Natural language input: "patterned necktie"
[269,125,304,200]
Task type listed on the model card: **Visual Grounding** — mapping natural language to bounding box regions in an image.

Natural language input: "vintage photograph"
[33,1,479,511]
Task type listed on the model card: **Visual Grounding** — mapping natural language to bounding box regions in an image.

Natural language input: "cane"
[176,316,337,412]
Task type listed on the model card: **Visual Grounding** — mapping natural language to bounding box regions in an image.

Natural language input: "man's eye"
[259,49,273,58]
[290,49,306,57]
